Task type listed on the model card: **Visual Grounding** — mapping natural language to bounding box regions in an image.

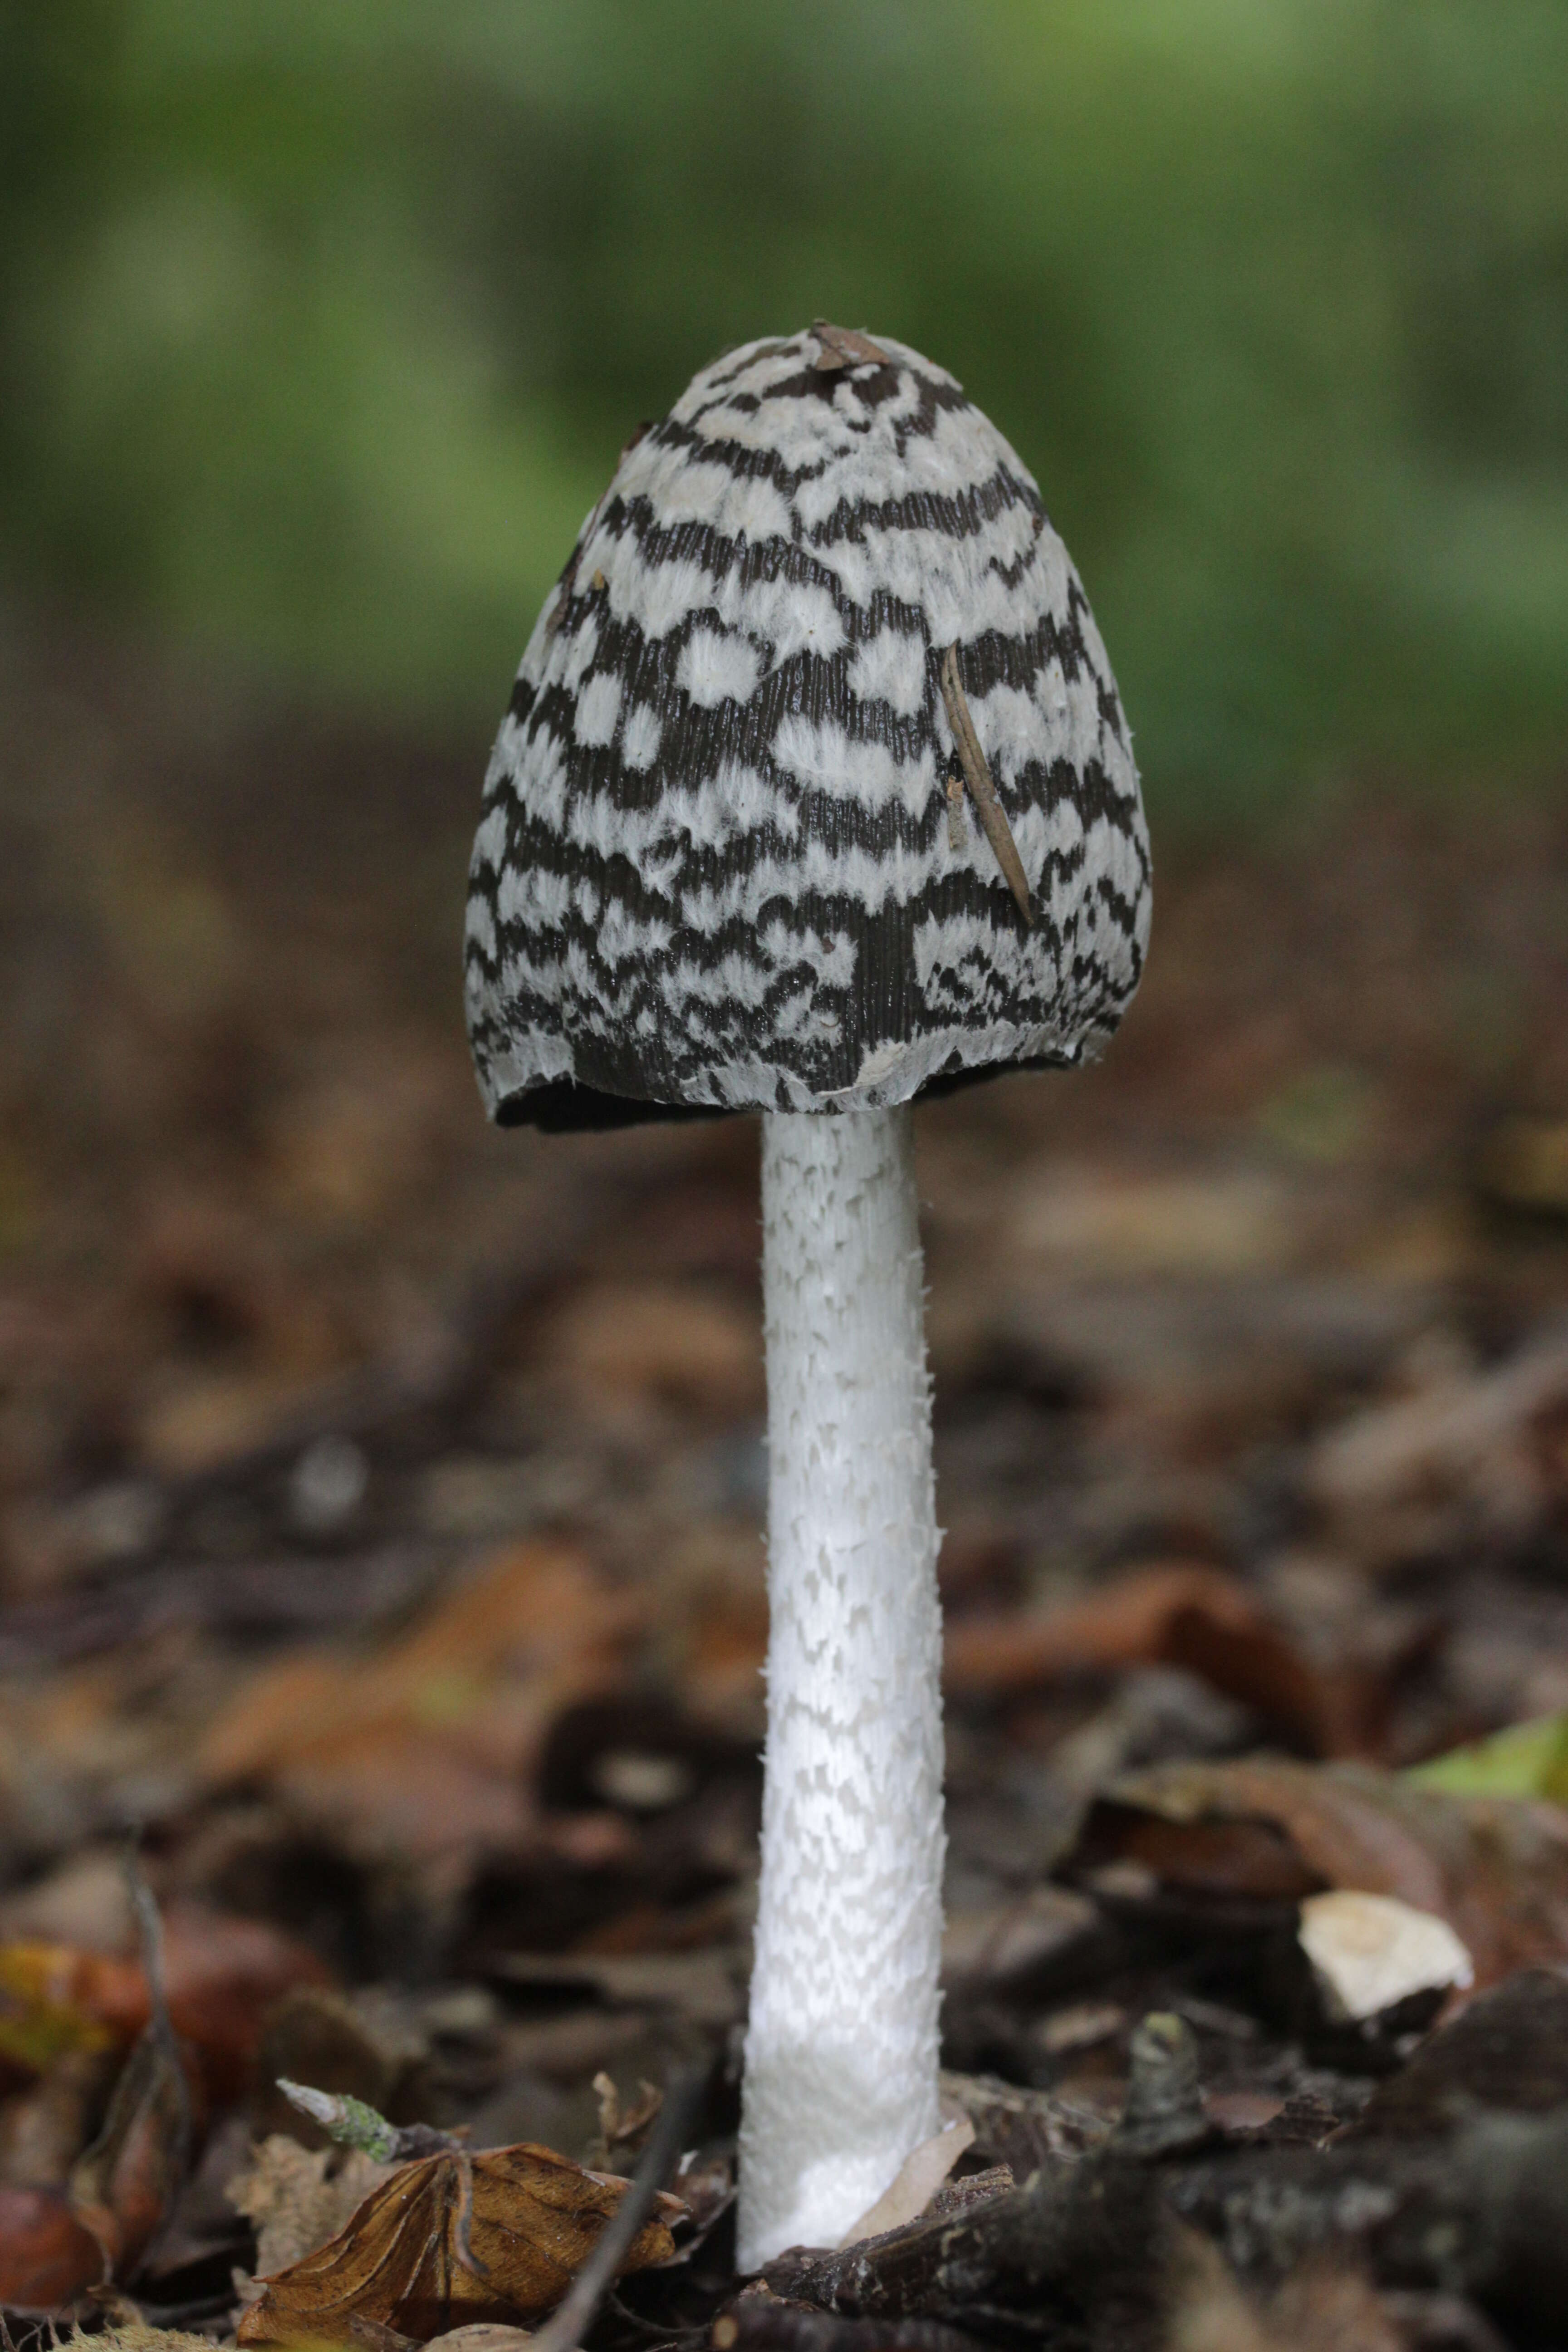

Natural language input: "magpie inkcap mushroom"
[465,323,1152,2268]
[465,325,1149,1132]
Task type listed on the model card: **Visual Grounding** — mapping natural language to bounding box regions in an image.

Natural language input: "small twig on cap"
[939,643,1034,926]
[812,320,890,372]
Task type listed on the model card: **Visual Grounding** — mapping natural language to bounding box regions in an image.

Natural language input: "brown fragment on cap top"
[940,643,1035,926]
[812,319,890,371]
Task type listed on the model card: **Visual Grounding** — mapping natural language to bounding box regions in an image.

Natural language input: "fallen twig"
[938,646,1033,926]
[528,2064,705,2352]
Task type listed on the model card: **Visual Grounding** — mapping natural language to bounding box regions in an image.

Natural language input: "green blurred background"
[3,0,1566,812]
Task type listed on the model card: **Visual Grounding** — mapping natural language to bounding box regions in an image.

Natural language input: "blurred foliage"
[1408,1713,1568,1804]
[1,0,1566,807]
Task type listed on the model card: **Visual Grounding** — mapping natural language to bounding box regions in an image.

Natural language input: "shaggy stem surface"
[737,1103,944,2270]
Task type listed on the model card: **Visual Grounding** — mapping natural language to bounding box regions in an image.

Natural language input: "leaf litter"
[3,642,1568,2344]
[235,2132,681,2346]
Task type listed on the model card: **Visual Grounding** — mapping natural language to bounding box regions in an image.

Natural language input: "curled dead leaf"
[237,2139,682,2346]
[230,2133,395,2277]
[68,2008,199,2280]
[1349,1967,1568,2139]
[423,2330,537,2352]
[838,2116,974,2247]
[585,2071,662,2173]
[943,1562,1379,1757]
[201,1543,637,1862]
[1308,1332,1568,1559]
[1071,1755,1568,1988]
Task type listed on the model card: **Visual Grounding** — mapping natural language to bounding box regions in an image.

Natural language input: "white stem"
[737,1103,944,2269]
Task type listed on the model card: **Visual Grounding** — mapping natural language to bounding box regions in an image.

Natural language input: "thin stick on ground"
[528,2066,705,2352]
[125,1835,192,2180]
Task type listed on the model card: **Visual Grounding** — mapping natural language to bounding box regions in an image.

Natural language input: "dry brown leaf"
[421,2329,536,2352]
[1350,1966,1568,2139]
[68,2330,221,2352]
[0,1849,141,1950]
[266,1721,536,1862]
[1073,1755,1568,1987]
[941,1883,1101,1998]
[838,2116,974,2247]
[585,2072,662,2173]
[68,2018,197,2279]
[940,2068,1113,2173]
[206,1542,635,1781]
[945,1563,1251,1688]
[493,1950,744,2032]
[200,1543,638,1861]
[237,2139,681,2346]
[1165,2223,1404,2352]
[139,1367,343,1480]
[944,1562,1379,1756]
[230,2133,396,2277]
[1308,1334,1568,1558]
[549,1279,764,1418]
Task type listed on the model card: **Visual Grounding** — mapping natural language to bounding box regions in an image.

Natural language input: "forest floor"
[1,615,1568,2348]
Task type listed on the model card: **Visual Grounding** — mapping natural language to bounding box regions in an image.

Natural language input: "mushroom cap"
[466,327,1151,1131]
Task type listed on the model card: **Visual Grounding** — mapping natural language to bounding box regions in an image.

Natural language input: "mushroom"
[465,325,1151,2265]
